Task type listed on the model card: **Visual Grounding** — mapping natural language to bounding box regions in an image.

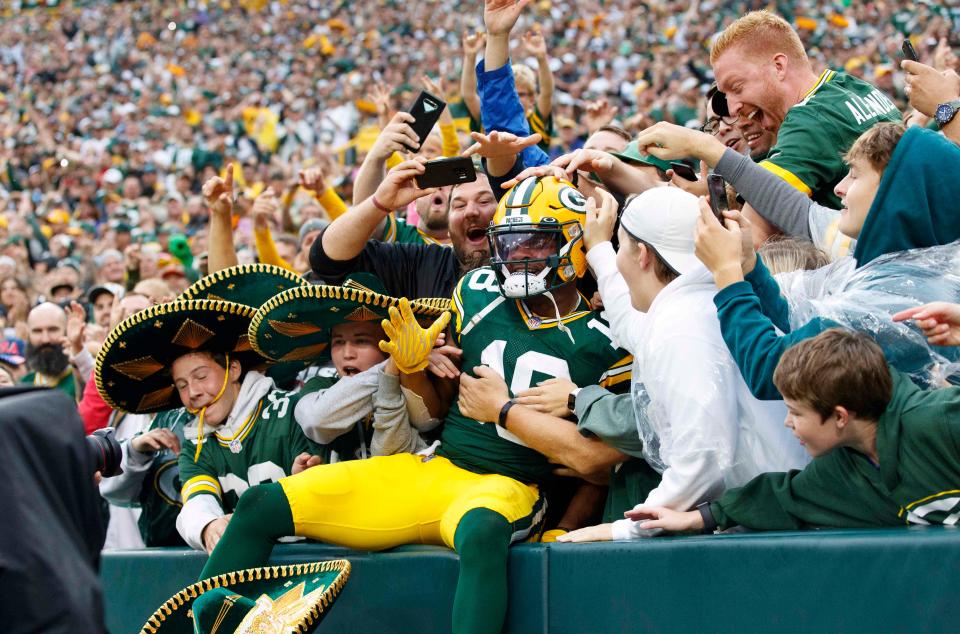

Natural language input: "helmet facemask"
[488,221,583,299]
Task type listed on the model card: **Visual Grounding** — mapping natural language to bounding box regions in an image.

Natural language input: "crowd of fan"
[3,1,960,630]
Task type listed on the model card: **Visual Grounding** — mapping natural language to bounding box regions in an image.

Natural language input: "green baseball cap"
[610,141,673,172]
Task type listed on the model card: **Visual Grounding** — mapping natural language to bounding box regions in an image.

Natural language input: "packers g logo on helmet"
[487,175,589,299]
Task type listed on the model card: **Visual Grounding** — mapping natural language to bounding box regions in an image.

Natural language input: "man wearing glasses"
[703,85,777,162]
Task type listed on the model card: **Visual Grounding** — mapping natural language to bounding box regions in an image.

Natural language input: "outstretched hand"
[583,188,618,252]
[623,505,704,533]
[484,0,532,36]
[379,298,452,373]
[372,157,439,210]
[463,130,542,160]
[892,302,960,347]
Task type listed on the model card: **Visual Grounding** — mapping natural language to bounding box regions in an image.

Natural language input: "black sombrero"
[249,274,450,364]
[140,560,351,634]
[95,299,261,414]
[179,263,308,306]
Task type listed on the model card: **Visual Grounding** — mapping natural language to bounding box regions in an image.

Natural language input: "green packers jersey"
[179,385,324,513]
[379,213,450,246]
[759,69,901,208]
[528,106,554,152]
[136,408,194,546]
[437,267,633,484]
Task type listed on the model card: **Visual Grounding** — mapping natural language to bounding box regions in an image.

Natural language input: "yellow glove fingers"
[399,297,416,325]
[378,340,398,356]
[388,305,404,331]
[381,318,399,343]
[426,311,451,344]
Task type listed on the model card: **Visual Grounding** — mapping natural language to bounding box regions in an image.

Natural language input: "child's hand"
[379,298,451,373]
[694,196,746,288]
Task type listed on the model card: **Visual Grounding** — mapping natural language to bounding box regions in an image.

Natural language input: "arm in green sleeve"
[711,452,902,531]
[714,282,834,400]
[574,384,645,459]
[743,255,792,333]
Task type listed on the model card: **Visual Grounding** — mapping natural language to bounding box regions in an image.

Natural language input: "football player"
[200,175,631,634]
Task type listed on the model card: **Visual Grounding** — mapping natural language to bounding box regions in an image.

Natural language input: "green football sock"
[452,508,513,634]
[198,482,294,581]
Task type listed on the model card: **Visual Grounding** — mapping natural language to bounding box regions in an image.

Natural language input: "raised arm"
[319,158,436,262]
[202,164,239,273]
[460,31,486,121]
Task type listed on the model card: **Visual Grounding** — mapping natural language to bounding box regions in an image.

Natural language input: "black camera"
[87,427,123,477]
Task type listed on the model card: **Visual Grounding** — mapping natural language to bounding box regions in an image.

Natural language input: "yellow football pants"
[278,452,544,550]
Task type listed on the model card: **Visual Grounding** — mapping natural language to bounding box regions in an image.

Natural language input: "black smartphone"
[415,157,477,189]
[406,90,447,152]
[902,39,919,62]
[669,161,698,181]
[707,174,728,220]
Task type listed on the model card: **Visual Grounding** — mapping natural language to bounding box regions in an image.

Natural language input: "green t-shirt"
[179,383,324,513]
[759,69,901,208]
[21,371,76,399]
[379,214,449,246]
[437,267,633,484]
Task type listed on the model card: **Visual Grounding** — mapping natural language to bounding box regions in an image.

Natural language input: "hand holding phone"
[707,174,728,221]
[406,91,447,153]
[902,39,919,62]
[669,162,698,182]
[415,157,477,189]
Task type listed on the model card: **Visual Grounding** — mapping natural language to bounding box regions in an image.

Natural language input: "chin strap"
[543,290,575,344]
[186,353,232,463]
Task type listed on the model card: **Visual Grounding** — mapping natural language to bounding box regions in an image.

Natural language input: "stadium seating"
[102,527,960,633]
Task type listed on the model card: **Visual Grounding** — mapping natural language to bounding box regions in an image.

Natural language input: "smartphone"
[406,91,447,152]
[902,39,919,62]
[707,174,728,220]
[415,157,477,189]
[669,162,698,182]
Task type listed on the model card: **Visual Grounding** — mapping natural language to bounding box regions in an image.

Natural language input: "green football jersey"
[437,267,633,484]
[179,384,324,513]
[759,69,901,208]
[136,408,194,546]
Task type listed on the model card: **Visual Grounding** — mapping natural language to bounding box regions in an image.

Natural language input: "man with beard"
[311,157,497,300]
[711,10,900,247]
[21,302,77,398]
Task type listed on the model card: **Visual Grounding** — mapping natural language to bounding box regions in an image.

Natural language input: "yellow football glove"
[378,298,451,374]
[539,529,569,543]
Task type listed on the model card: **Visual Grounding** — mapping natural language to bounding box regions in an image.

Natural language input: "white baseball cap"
[620,187,701,276]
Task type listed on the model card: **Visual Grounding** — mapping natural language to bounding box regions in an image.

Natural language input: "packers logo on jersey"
[488,176,588,299]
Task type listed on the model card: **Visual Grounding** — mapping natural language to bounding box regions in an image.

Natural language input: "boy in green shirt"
[610,329,960,534]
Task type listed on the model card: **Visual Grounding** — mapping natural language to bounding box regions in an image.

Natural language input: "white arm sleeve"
[293,364,382,444]
[176,494,224,551]
[587,242,645,354]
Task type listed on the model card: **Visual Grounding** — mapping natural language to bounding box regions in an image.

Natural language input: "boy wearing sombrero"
[97,265,446,554]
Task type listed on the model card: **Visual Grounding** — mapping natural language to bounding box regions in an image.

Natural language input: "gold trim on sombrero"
[138,560,352,634]
[95,299,258,413]
[172,319,216,349]
[267,320,324,337]
[179,263,307,303]
[112,356,165,381]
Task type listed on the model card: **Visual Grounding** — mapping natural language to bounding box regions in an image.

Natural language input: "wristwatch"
[567,387,581,415]
[934,99,960,128]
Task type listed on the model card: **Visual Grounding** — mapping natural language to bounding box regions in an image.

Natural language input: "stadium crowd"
[3,1,960,633]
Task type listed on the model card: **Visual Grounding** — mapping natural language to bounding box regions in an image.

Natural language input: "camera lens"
[86,427,123,478]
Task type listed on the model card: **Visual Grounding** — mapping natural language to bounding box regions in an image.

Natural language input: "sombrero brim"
[249,284,450,364]
[95,299,262,414]
[179,263,308,307]
[139,560,351,634]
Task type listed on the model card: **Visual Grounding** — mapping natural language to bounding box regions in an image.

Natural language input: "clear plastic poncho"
[776,241,960,386]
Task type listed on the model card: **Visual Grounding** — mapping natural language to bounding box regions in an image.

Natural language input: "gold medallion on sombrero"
[139,560,351,634]
[179,263,308,308]
[95,299,263,414]
[249,281,450,365]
